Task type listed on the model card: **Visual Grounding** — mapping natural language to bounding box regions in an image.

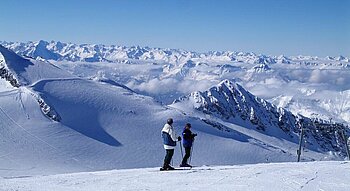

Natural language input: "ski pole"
[189,141,194,164]
[179,140,183,159]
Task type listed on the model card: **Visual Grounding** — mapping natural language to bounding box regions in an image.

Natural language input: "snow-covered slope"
[0,44,349,179]
[1,161,349,191]
[1,45,336,178]
[0,45,180,176]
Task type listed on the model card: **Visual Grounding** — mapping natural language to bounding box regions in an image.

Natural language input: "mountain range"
[1,40,349,64]
[3,40,348,124]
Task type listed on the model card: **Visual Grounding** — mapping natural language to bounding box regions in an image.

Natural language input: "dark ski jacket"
[182,128,194,147]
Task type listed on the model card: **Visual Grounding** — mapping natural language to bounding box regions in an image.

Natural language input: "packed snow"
[1,161,349,191]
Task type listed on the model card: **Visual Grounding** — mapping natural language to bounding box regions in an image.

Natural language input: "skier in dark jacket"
[180,123,197,167]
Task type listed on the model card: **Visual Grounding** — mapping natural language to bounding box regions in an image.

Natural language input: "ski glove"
[178,136,182,141]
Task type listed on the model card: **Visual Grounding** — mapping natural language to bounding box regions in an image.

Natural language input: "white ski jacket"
[161,123,177,149]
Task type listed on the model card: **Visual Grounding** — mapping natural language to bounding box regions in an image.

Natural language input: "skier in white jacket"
[161,118,181,170]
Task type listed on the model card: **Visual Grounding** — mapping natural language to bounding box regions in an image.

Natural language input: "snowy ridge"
[171,79,350,156]
[0,45,61,121]
[173,80,295,132]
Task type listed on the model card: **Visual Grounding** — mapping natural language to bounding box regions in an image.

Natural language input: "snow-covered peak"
[250,63,272,73]
[336,55,349,62]
[172,79,350,156]
[276,55,291,64]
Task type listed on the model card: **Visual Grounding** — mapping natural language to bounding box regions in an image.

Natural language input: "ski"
[159,168,191,171]
[159,166,196,171]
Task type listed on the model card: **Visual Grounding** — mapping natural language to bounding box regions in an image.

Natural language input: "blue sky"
[0,0,349,56]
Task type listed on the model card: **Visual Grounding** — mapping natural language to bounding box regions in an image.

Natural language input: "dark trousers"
[181,147,191,165]
[163,149,174,167]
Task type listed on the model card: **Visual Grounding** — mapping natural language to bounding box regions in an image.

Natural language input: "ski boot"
[179,163,192,168]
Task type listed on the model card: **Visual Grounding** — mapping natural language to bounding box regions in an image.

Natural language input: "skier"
[161,118,181,171]
[180,123,197,167]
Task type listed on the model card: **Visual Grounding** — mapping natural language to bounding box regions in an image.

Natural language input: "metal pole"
[189,141,194,164]
[341,129,350,160]
[297,121,304,162]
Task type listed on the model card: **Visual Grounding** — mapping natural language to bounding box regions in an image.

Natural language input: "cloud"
[289,69,309,82]
[128,78,179,94]
[177,79,215,94]
[309,69,323,83]
[127,78,217,96]
[308,69,350,89]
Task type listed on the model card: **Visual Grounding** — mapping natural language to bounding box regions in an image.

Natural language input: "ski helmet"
[167,118,173,125]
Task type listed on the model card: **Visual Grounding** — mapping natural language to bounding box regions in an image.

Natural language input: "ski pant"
[163,149,174,167]
[181,146,191,165]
